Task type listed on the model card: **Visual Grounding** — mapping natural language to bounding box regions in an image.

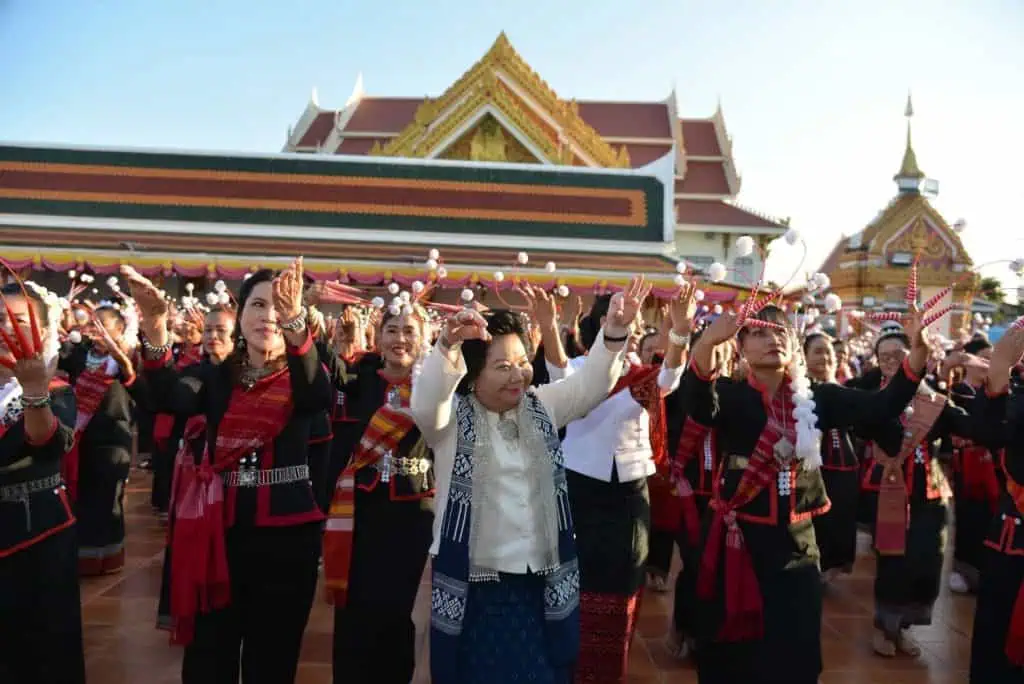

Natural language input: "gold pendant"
[773,437,795,463]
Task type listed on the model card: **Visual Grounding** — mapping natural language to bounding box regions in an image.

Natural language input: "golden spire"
[895,92,924,183]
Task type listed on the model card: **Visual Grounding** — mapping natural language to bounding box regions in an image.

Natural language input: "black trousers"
[332,486,433,684]
[0,526,85,684]
[182,522,321,684]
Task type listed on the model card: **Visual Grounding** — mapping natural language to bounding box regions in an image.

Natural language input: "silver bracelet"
[668,329,691,347]
[280,307,308,333]
[141,338,171,357]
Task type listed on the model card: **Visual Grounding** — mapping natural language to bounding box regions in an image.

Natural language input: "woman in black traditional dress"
[61,298,140,576]
[968,325,1024,683]
[322,299,436,684]
[0,281,84,684]
[804,332,862,582]
[156,304,236,630]
[683,303,927,684]
[125,259,331,684]
[860,327,999,657]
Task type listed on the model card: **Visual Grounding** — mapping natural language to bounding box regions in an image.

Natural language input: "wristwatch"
[281,307,308,333]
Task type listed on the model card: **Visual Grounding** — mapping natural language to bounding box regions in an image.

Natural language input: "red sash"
[667,419,711,546]
[871,392,945,556]
[698,415,791,642]
[953,439,1000,508]
[65,368,117,502]
[323,381,414,607]
[168,369,293,646]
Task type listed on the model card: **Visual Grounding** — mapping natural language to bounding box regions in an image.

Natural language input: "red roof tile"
[676,161,730,195]
[675,200,783,229]
[335,137,390,155]
[296,112,336,147]
[680,119,721,157]
[622,143,672,167]
[576,102,671,138]
[344,98,423,133]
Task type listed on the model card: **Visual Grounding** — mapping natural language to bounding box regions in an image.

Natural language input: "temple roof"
[285,33,759,224]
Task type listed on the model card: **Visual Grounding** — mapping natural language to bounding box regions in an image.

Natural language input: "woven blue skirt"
[454,573,573,684]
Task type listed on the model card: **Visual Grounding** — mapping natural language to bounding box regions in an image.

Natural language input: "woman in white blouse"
[411,278,648,684]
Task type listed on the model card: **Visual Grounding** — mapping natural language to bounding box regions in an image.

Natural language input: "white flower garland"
[788,354,822,470]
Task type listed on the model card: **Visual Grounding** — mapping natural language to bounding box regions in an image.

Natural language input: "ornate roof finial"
[310,87,319,107]
[894,91,925,192]
[345,73,365,108]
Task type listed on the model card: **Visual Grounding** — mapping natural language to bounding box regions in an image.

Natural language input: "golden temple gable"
[371,33,630,167]
[820,96,976,335]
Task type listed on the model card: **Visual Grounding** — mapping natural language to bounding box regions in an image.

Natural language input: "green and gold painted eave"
[0,144,664,242]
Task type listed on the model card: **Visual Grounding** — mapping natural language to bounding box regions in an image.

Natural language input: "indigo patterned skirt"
[455,574,573,684]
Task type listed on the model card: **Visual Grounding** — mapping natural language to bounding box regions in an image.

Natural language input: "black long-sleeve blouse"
[0,384,77,555]
[144,334,331,527]
[682,359,923,572]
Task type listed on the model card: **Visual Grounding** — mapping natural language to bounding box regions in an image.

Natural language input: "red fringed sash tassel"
[696,424,784,642]
[66,368,116,502]
[873,393,945,556]
[167,370,293,646]
[323,382,414,607]
[668,419,712,547]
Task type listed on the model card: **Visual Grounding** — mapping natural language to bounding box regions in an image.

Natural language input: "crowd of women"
[1,242,1023,684]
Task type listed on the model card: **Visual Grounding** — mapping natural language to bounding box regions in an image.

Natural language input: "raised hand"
[91,312,135,381]
[272,257,305,324]
[442,309,491,347]
[987,326,1024,394]
[669,282,698,335]
[0,289,45,383]
[606,276,652,335]
[518,284,557,330]
[120,266,169,345]
[700,311,740,347]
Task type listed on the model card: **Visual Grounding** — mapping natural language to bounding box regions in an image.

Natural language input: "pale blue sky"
[2,1,1023,292]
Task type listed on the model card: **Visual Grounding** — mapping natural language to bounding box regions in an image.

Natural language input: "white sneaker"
[948,572,970,594]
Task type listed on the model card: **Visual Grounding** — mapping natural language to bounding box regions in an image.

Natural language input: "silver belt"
[0,473,64,531]
[223,464,310,488]
[372,452,431,483]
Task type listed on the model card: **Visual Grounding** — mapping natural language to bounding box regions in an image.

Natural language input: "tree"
[978,276,1005,304]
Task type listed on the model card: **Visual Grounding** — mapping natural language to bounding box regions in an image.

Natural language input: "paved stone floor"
[82,472,975,683]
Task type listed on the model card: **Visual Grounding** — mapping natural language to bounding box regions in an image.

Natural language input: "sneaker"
[948,571,970,594]
[872,629,896,657]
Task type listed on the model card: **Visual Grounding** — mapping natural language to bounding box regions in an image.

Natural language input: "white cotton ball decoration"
[813,273,831,291]
[675,261,687,275]
[701,304,709,312]
[214,280,227,293]
[387,282,400,295]
[74,309,88,324]
[411,281,425,294]
[694,289,705,302]
[218,293,230,305]
[428,248,441,261]
[206,292,219,306]
[402,305,413,316]
[461,288,474,302]
[68,270,77,279]
[544,261,557,273]
[824,293,842,313]
[399,291,411,303]
[91,288,98,294]
[426,258,438,270]
[734,235,755,258]
[784,228,801,246]
[517,252,529,265]
[388,304,401,316]
[903,405,915,418]
[81,274,94,283]
[673,274,685,286]
[58,297,70,310]
[371,296,385,309]
[557,285,569,297]
[391,297,402,308]
[707,262,727,283]
[68,330,82,344]
[436,267,448,279]
[713,304,723,315]
[106,276,118,288]
[493,271,505,282]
